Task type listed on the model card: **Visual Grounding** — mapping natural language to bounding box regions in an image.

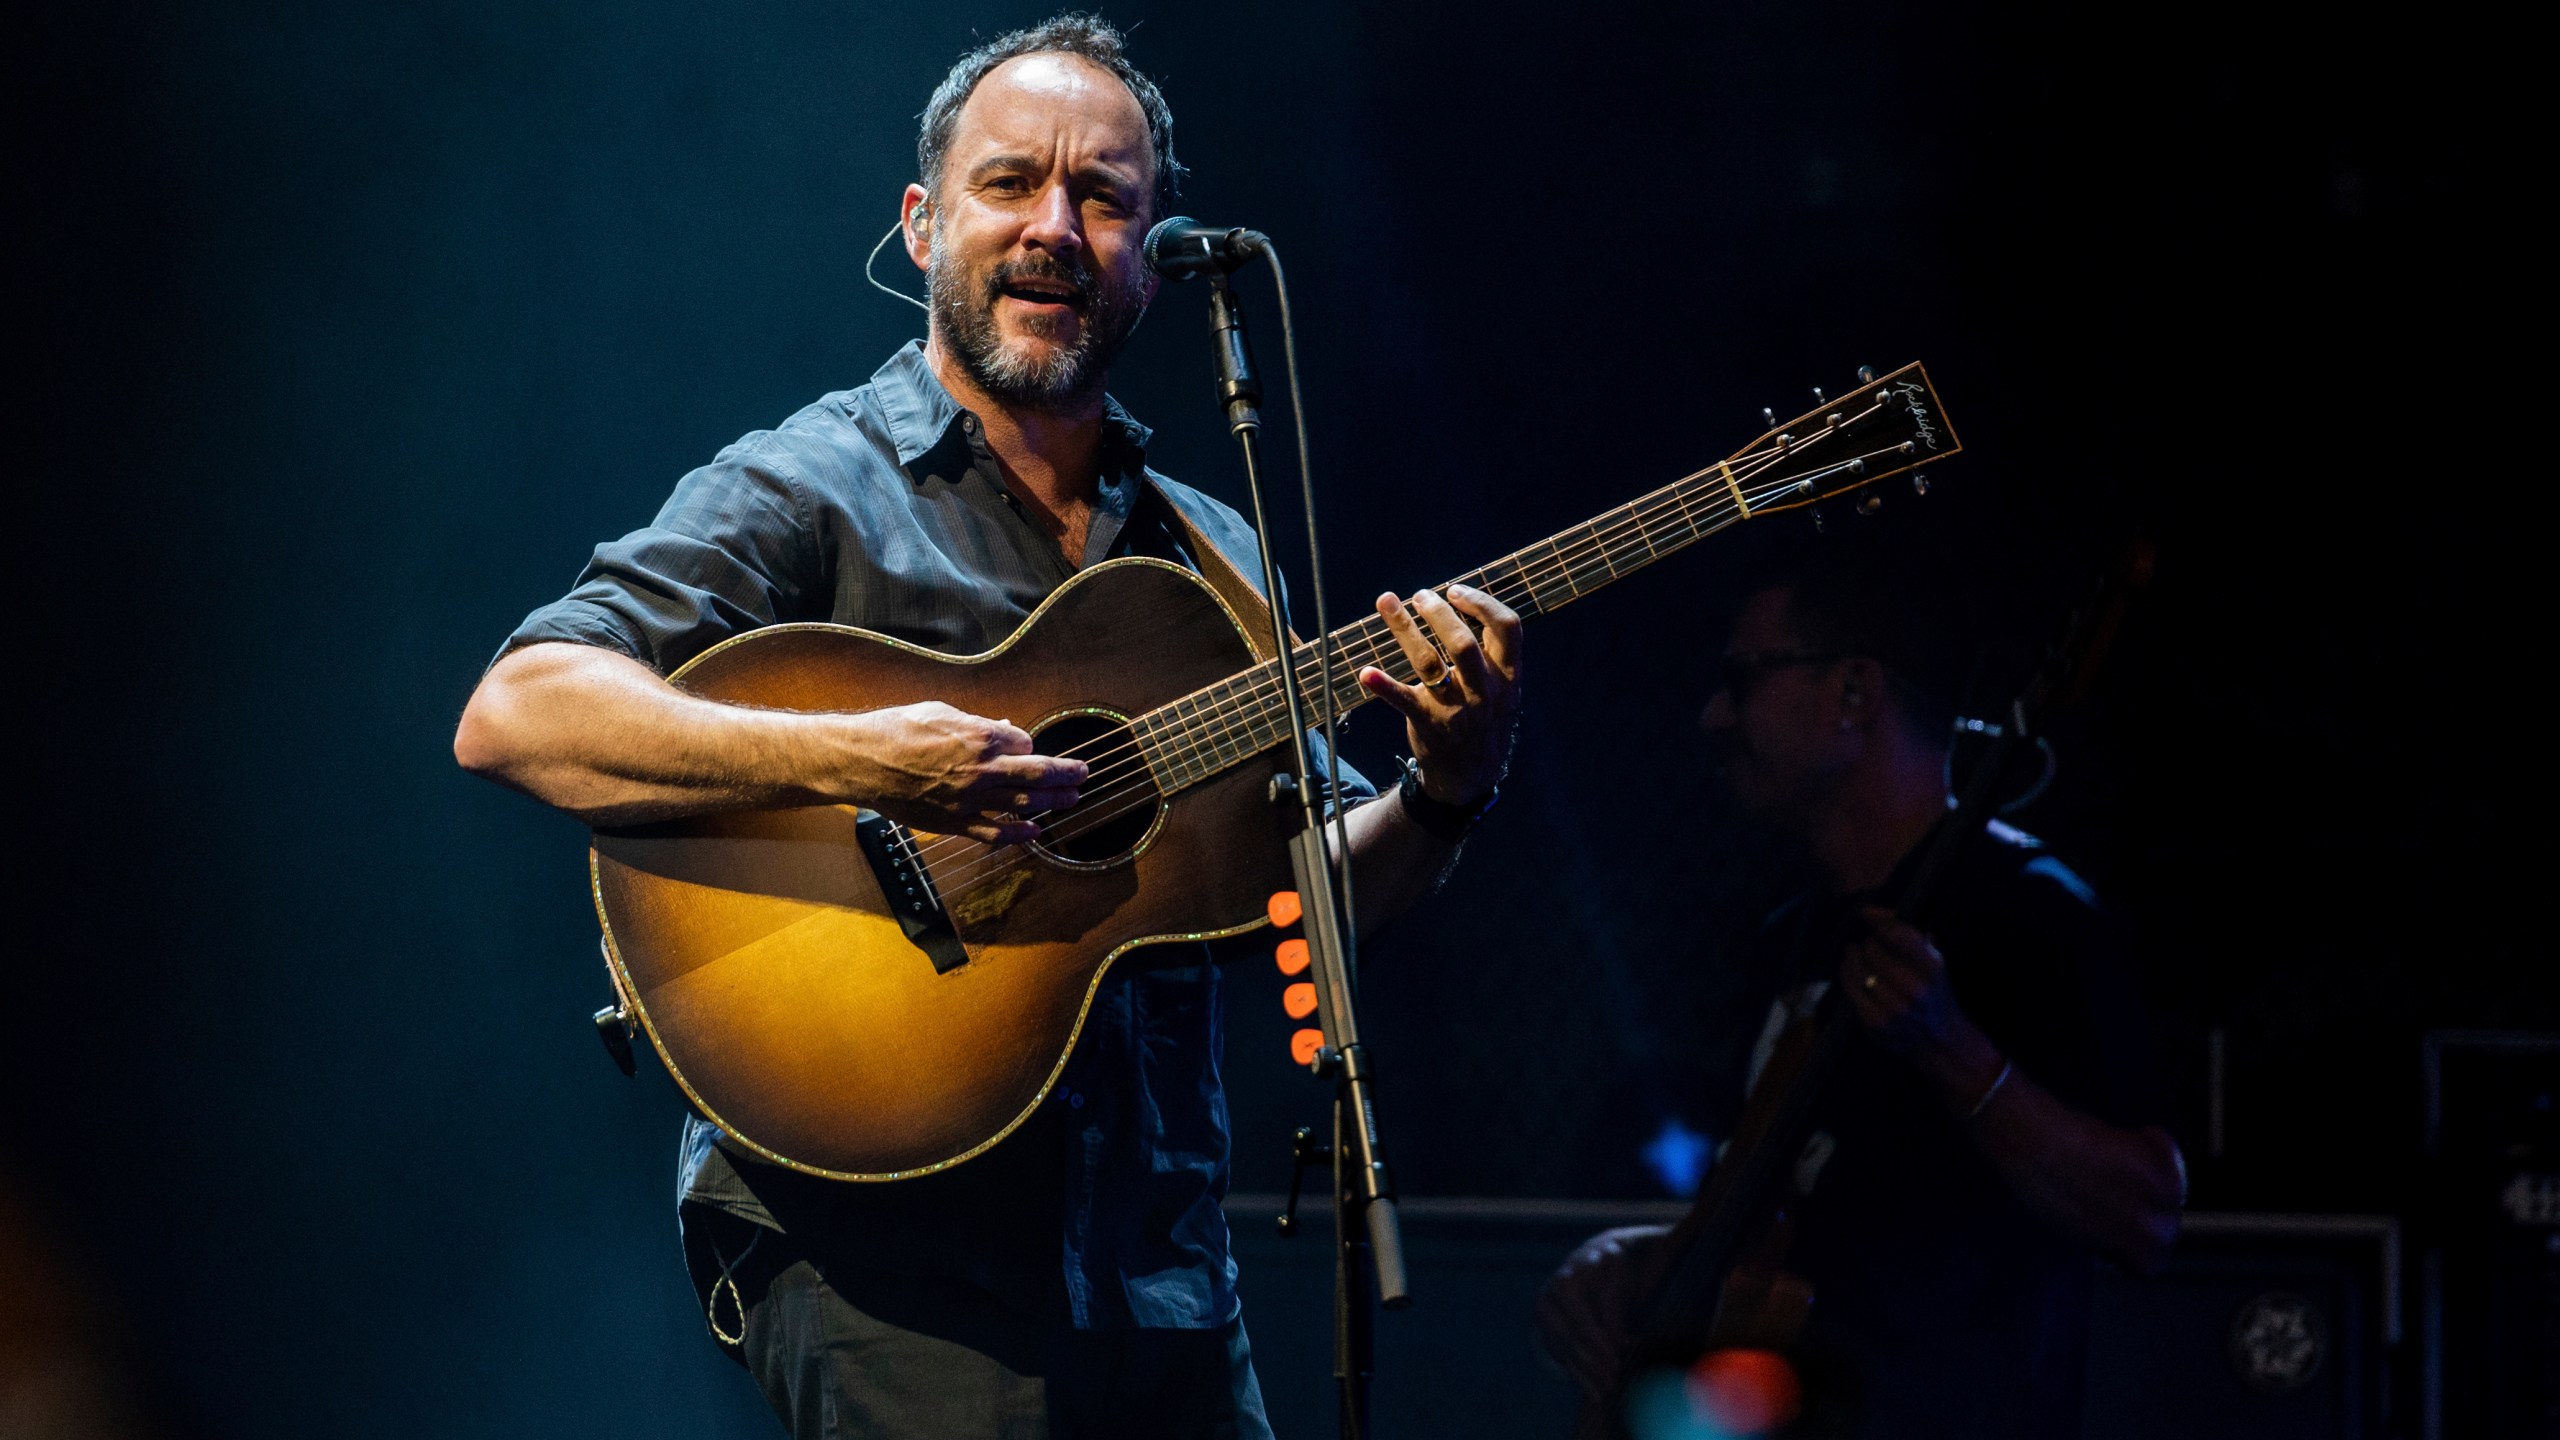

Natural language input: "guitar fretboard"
[1130,464,1756,793]
[1128,367,1944,797]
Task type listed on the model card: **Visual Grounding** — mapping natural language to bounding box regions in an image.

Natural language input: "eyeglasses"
[1713,650,1850,701]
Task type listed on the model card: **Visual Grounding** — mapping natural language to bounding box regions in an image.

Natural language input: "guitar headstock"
[1722,361,1960,519]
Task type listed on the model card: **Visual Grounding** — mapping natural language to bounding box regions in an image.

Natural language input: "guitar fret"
[1166,693,1214,787]
[1521,539,1573,611]
[1473,558,1539,617]
[1562,524,1615,594]
[1141,711,1193,791]
[1589,522,1625,580]
[1665,485,1711,540]
[1624,503,1664,563]
[1606,503,1662,571]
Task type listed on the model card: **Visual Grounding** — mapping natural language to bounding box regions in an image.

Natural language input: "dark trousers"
[684,1205,1275,1440]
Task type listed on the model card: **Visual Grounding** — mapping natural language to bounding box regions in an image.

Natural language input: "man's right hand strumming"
[834,701,1085,844]
[456,642,1083,839]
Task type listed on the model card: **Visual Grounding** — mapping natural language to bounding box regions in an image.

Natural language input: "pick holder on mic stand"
[1176,234,1408,1440]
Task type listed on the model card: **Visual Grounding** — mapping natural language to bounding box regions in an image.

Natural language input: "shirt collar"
[869,340,1155,476]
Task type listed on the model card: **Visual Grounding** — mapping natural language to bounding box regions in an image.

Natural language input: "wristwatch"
[1396,756,1499,842]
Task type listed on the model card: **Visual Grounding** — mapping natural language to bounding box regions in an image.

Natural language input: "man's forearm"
[1341,787,1467,937]
[455,642,849,826]
[1926,1041,2186,1273]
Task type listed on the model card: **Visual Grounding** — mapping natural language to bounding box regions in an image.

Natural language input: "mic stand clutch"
[1197,268,1408,1440]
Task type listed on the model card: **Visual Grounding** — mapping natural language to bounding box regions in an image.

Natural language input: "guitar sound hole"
[1030,712,1161,866]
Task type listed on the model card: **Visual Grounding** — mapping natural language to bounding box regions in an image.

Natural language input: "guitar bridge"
[853,813,970,975]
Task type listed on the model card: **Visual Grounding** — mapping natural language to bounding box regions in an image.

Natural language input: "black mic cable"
[1261,239,1358,929]
[1150,218,1356,924]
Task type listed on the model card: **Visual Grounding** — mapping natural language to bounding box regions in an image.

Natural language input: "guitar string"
[897,435,1819,877]
[906,430,1905,893]
[1109,383,1912,807]
[896,455,1759,871]
[898,392,1910,882]
[895,411,1878,869]
[909,441,1910,898]
[913,464,1847,900]
[903,430,1907,892]
[974,397,1900,822]
[1077,419,1917,830]
[919,412,1907,864]
[1064,389,1907,812]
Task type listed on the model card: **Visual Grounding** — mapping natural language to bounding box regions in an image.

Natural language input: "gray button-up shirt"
[505,341,1369,1330]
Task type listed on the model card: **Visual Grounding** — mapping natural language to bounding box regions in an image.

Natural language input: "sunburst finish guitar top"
[593,559,1297,1180]
[588,362,1960,1181]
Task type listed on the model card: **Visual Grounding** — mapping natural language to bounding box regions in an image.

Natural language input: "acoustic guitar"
[588,363,1959,1181]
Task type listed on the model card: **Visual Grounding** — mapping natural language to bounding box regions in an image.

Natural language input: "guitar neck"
[1133,468,1747,793]
[1133,363,1953,794]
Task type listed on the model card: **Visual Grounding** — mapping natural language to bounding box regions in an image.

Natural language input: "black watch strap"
[1397,757,1497,842]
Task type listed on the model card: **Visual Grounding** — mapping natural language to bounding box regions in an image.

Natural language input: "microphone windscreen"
[1142,215,1198,272]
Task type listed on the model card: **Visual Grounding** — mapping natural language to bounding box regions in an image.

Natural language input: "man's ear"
[901,184,933,271]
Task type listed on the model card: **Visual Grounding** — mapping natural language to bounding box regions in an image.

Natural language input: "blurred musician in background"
[1538,538,2185,1438]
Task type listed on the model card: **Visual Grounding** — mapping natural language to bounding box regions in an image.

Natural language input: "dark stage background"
[10,2,2541,1435]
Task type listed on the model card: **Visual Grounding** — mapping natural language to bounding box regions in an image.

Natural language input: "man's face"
[1700,586,1863,828]
[921,53,1158,411]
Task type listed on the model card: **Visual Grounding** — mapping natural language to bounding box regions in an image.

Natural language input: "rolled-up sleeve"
[502,437,816,674]
[1305,728,1377,812]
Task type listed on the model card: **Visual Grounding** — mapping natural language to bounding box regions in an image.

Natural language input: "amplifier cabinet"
[2082,1212,2398,1440]
[2423,1030,2559,1440]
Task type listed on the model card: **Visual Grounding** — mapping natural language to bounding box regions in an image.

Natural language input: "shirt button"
[1067,1090,1086,1110]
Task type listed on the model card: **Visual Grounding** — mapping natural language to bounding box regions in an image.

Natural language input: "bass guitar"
[589,363,1959,1181]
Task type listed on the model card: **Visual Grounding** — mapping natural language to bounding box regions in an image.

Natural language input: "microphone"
[1143,216,1269,280]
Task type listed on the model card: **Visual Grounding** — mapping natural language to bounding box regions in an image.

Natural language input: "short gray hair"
[917,14,1186,219]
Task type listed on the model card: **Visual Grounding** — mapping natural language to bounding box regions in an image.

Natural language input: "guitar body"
[571,361,1957,1191]
[590,558,1295,1181]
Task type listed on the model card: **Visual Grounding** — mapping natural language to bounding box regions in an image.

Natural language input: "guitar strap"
[1140,476,1301,663]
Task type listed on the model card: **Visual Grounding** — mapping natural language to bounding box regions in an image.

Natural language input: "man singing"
[454,16,1520,1438]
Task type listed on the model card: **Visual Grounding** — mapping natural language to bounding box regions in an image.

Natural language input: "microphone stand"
[1199,268,1408,1440]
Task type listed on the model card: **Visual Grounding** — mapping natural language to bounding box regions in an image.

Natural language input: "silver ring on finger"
[1426,671,1462,698]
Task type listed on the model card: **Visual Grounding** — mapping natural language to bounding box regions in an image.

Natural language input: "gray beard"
[929,246,1145,413]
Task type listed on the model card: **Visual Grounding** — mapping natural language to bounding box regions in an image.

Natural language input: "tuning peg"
[1810,503,1829,533]
[1857,494,1884,515]
[1811,386,1827,404]
[1911,472,1930,495]
[1762,405,1777,429]
[1856,364,1877,384]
